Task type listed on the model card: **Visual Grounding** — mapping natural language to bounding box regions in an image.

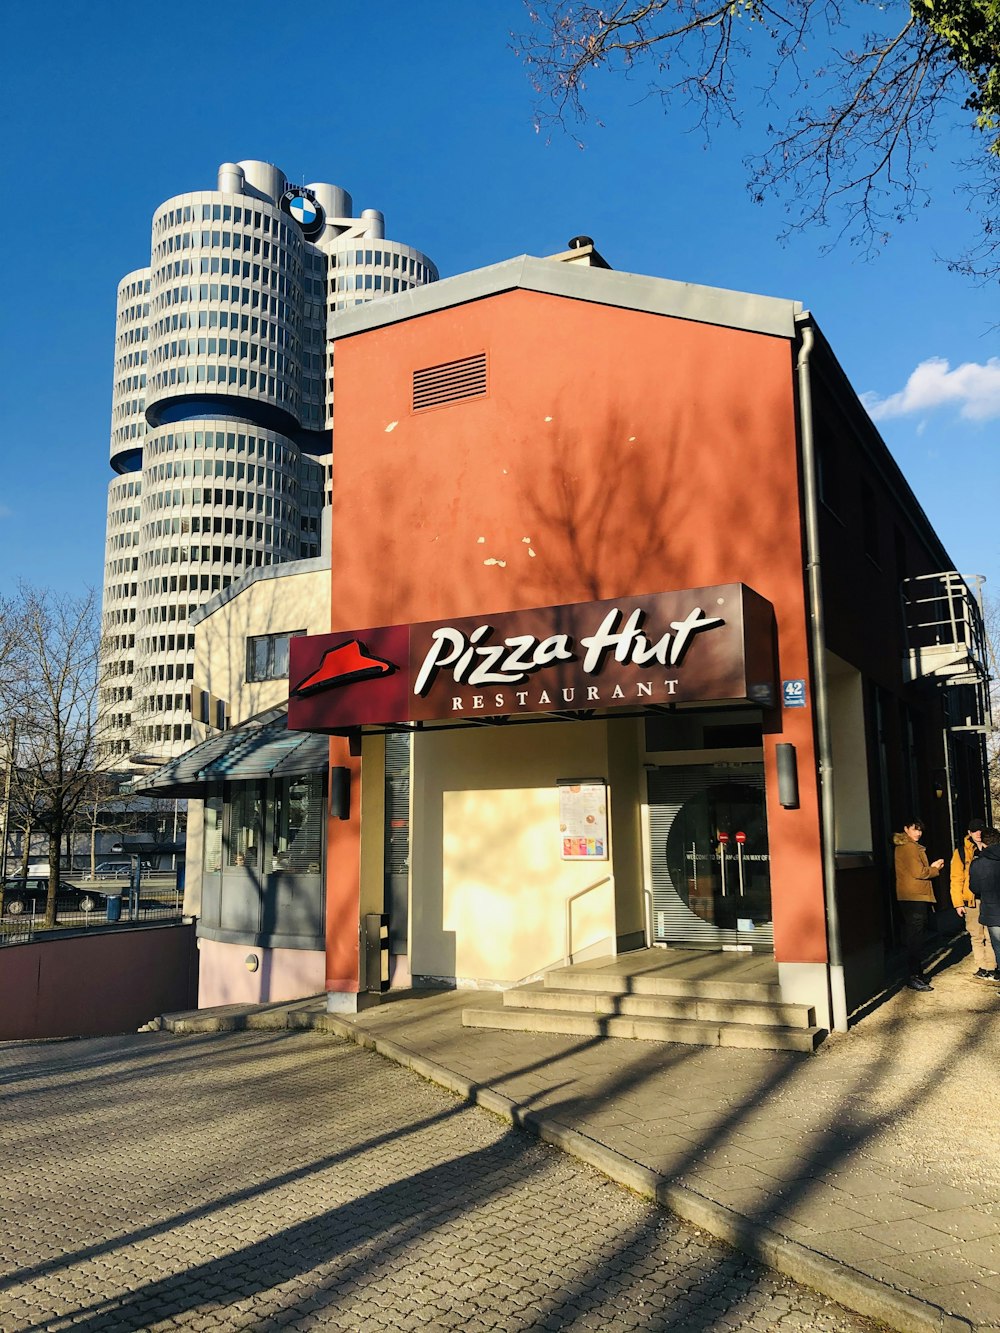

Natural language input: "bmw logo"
[289,195,317,227]
[280,189,325,240]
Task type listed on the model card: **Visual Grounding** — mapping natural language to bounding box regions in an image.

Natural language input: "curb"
[159,1003,992,1332]
[317,1011,980,1333]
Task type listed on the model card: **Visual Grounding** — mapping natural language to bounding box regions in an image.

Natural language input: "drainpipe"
[795,316,848,1033]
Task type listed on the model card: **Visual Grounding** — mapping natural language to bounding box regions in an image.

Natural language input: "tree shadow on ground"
[3,1006,962,1331]
[0,1031,858,1333]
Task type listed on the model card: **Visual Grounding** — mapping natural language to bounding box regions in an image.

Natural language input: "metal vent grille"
[412,353,487,412]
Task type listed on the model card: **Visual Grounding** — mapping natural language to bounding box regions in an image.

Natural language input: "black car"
[1,877,102,917]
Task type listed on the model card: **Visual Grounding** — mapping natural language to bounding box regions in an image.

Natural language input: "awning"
[130,707,330,798]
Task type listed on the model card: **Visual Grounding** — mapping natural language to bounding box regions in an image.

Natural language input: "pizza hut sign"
[287,585,775,732]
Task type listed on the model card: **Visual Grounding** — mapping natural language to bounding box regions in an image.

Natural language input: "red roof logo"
[291,639,397,697]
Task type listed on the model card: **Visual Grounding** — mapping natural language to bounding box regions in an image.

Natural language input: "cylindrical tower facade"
[109,269,150,470]
[102,268,150,754]
[146,191,306,431]
[100,160,437,761]
[100,471,142,756]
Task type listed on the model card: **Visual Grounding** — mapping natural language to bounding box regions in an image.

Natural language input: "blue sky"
[0,1,996,602]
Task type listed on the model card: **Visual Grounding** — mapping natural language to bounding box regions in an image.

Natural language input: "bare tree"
[2,587,115,926]
[513,0,1000,275]
[0,592,21,698]
[72,769,132,882]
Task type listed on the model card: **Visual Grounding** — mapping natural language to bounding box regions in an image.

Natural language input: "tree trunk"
[45,822,61,927]
[18,818,31,878]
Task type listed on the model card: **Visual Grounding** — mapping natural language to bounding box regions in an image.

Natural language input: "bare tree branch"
[513,0,1000,277]
[1,586,117,925]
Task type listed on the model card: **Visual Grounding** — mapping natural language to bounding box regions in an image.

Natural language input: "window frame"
[245,629,306,682]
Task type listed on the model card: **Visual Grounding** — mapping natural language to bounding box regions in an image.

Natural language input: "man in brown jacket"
[894,820,945,991]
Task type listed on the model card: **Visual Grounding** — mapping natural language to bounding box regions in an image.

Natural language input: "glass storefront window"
[271,774,323,873]
[204,788,223,873]
[384,732,411,953]
[227,783,264,868]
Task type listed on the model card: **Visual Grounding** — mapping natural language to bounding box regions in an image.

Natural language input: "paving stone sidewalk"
[168,951,1000,1332]
[0,1029,883,1332]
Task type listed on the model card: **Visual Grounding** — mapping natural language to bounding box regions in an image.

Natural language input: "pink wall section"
[0,925,198,1041]
[197,939,326,1009]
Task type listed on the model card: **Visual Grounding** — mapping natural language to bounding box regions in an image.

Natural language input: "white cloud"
[863,356,1000,423]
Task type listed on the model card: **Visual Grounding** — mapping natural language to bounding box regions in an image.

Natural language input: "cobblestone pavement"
[317,952,1000,1330]
[0,1031,885,1332]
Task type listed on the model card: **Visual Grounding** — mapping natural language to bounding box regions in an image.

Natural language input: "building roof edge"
[190,554,331,627]
[329,254,803,342]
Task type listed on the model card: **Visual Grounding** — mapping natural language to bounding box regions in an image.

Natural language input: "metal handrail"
[902,571,986,658]
[564,874,615,968]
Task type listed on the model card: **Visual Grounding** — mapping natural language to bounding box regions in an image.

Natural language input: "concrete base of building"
[197,938,325,1009]
[326,990,360,1014]
[827,963,849,1032]
[616,929,647,954]
[389,953,412,989]
[778,960,837,1033]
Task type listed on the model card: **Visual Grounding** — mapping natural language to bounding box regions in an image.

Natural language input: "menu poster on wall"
[558,779,609,860]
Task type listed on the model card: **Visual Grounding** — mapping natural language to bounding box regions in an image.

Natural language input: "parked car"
[87,860,153,880]
[2,877,101,917]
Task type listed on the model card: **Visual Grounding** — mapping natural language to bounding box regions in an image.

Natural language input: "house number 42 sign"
[782,679,807,708]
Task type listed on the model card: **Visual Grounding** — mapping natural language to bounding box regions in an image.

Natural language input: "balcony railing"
[902,572,988,680]
[901,571,992,733]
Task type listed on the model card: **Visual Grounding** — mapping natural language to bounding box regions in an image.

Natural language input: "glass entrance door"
[647,762,773,951]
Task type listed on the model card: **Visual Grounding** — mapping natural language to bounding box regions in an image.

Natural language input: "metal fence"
[0,889,185,948]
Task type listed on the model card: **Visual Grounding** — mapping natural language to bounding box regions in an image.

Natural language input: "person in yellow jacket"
[894,820,945,992]
[950,817,996,978]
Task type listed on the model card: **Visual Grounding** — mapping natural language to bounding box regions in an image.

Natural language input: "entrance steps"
[462,950,825,1052]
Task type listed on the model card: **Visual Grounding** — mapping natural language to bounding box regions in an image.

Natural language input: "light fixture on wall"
[776,744,799,809]
[245,954,259,973]
[330,766,351,819]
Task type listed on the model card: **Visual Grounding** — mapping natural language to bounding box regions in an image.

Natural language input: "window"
[894,525,907,587]
[203,790,223,873]
[861,478,880,565]
[816,435,841,516]
[227,784,264,868]
[246,629,306,681]
[271,775,324,872]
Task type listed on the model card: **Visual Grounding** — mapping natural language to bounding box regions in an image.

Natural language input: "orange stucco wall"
[325,735,363,993]
[327,287,825,971]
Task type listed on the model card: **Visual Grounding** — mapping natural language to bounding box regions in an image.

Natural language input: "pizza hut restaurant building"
[287,246,989,1034]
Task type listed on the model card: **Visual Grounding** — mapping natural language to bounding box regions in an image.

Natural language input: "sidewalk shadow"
[5,982,996,1330]
[0,1034,827,1332]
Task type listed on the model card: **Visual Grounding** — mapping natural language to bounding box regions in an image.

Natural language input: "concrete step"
[462,1004,824,1052]
[158,998,326,1034]
[506,982,815,1029]
[542,966,783,1003]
